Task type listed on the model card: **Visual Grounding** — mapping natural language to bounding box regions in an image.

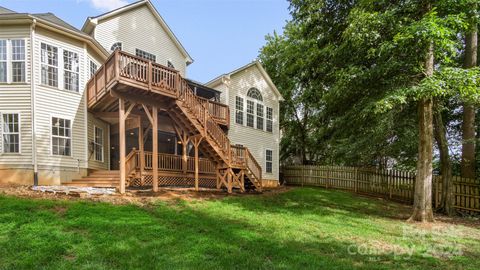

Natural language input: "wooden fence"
[282,165,480,214]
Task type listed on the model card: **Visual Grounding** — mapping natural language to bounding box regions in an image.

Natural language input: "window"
[266,107,273,133]
[89,60,97,79]
[246,100,254,128]
[247,88,263,101]
[2,113,20,153]
[256,103,264,130]
[111,42,122,51]
[94,126,103,162]
[51,117,71,156]
[235,96,244,125]
[41,43,58,87]
[63,50,79,92]
[167,60,175,69]
[135,49,156,62]
[0,40,6,82]
[11,40,25,82]
[266,150,273,173]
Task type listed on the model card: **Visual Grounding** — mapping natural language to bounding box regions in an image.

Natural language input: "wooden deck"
[87,51,230,127]
[84,51,262,193]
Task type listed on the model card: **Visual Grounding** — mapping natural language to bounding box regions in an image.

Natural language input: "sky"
[0,0,291,83]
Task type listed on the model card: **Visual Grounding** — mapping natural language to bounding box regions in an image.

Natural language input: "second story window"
[111,42,122,51]
[0,39,25,83]
[256,103,264,130]
[11,40,25,82]
[136,49,156,62]
[246,100,255,128]
[167,60,175,69]
[89,60,97,79]
[0,40,6,82]
[266,107,273,133]
[41,43,58,87]
[235,96,244,125]
[63,50,79,92]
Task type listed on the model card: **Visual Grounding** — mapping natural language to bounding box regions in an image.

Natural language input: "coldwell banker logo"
[347,225,463,260]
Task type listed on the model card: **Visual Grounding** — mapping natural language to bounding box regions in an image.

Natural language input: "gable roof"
[82,0,193,65]
[32,13,85,35]
[206,61,284,101]
[0,6,15,14]
[0,7,109,59]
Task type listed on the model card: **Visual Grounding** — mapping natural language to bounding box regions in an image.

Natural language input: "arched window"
[110,42,122,51]
[247,87,263,101]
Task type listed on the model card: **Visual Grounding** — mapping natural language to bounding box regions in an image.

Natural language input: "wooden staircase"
[84,50,263,192]
[64,170,121,188]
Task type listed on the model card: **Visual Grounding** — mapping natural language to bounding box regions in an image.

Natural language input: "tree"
[461,2,478,179]
[433,100,454,215]
[260,0,480,221]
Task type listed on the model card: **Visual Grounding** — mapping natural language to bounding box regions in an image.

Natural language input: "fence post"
[301,165,305,187]
[326,166,329,189]
[354,167,358,193]
[388,170,393,199]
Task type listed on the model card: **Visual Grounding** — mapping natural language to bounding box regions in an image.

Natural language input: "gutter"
[30,19,38,185]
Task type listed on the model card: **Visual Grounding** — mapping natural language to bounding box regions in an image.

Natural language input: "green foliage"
[259,0,480,169]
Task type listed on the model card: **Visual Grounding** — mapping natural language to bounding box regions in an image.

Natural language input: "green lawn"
[0,188,479,270]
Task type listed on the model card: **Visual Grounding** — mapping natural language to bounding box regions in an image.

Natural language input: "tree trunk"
[433,101,454,216]
[460,16,477,179]
[409,42,435,223]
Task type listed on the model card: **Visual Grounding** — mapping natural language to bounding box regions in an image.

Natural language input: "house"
[0,0,282,193]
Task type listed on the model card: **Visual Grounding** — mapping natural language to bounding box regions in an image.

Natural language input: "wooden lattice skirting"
[130,175,217,188]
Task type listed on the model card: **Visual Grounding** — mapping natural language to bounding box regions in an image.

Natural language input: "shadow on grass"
[0,188,477,270]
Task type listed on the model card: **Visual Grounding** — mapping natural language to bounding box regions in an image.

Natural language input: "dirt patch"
[0,184,291,207]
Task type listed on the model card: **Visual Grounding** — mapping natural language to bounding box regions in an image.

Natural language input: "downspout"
[30,19,38,185]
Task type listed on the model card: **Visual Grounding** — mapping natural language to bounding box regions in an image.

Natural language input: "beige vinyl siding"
[33,28,88,169]
[93,5,187,76]
[0,25,33,167]
[87,113,110,170]
[224,65,281,181]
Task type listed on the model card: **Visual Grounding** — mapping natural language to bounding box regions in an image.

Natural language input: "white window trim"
[93,125,104,162]
[88,58,98,80]
[50,115,73,157]
[0,39,8,83]
[0,39,27,84]
[235,90,273,133]
[0,111,21,155]
[63,49,80,92]
[40,41,82,94]
[265,148,273,174]
[266,106,273,133]
[41,42,59,88]
[166,59,175,69]
[11,39,26,83]
[135,48,156,62]
[110,41,123,52]
[235,96,244,125]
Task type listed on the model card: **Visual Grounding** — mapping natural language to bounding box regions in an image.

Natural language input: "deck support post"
[152,106,158,192]
[119,98,126,194]
[227,168,233,194]
[191,135,203,191]
[138,118,145,186]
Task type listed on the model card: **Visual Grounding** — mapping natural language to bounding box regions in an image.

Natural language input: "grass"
[0,187,479,270]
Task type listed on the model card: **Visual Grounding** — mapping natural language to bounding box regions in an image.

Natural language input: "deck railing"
[140,152,215,174]
[87,50,229,125]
